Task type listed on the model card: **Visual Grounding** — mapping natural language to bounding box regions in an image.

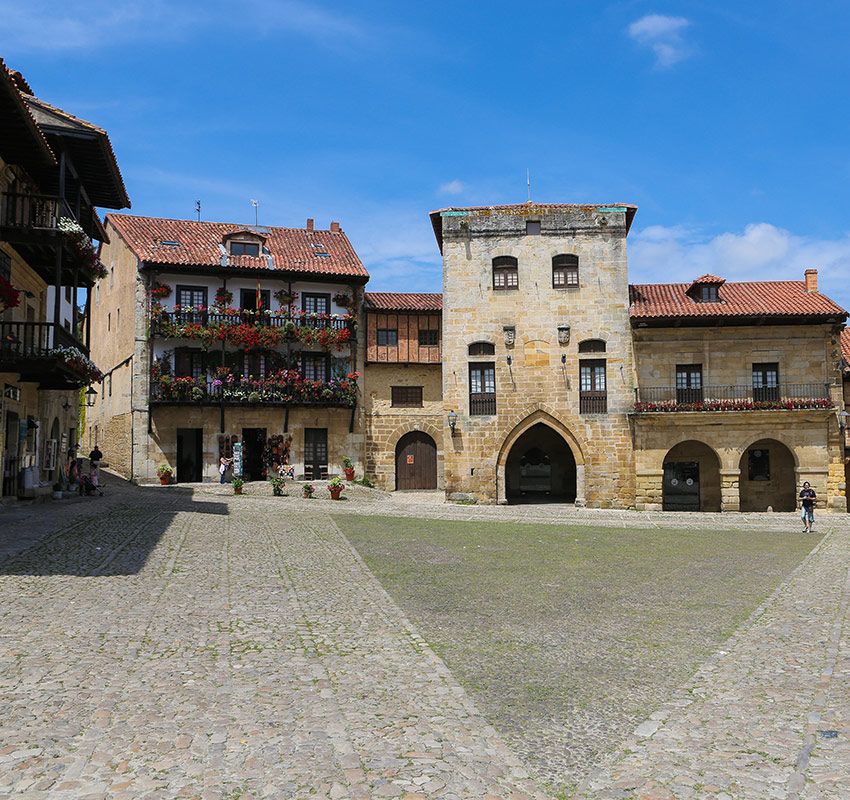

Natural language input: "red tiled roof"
[630,280,848,322]
[106,214,368,279]
[690,274,725,285]
[841,328,850,371]
[364,292,442,312]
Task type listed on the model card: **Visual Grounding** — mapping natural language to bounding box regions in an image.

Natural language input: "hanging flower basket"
[0,276,21,312]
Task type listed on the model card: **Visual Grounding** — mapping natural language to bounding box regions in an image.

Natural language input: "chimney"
[306,218,314,231]
[330,221,340,233]
[805,268,818,293]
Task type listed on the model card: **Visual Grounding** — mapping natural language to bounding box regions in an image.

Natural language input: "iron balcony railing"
[634,383,833,412]
[151,310,352,334]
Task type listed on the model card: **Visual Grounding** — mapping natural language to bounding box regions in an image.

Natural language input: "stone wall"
[438,205,636,506]
[363,363,444,490]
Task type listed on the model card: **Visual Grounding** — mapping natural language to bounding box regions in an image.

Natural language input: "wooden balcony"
[580,391,608,414]
[633,383,833,412]
[469,392,496,415]
[0,321,97,389]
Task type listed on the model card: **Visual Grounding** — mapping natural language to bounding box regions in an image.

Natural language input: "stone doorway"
[395,431,437,490]
[739,439,796,512]
[662,441,721,511]
[505,422,577,503]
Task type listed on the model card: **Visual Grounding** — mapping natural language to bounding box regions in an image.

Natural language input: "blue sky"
[3,1,850,308]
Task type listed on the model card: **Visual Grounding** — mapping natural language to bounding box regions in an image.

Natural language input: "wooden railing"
[0,321,88,358]
[580,391,608,414]
[1,192,60,230]
[634,383,833,412]
[469,392,496,415]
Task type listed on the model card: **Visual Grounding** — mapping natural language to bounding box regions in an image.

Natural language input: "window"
[377,328,398,346]
[243,352,266,379]
[676,364,703,404]
[64,285,71,302]
[0,248,10,281]
[240,288,270,311]
[301,352,330,381]
[526,220,541,235]
[552,254,579,288]
[230,241,260,257]
[175,348,204,380]
[302,293,331,315]
[698,285,719,302]
[579,359,607,414]
[752,362,779,401]
[391,386,424,407]
[418,328,439,347]
[577,339,606,354]
[469,362,496,415]
[63,319,71,332]
[492,256,519,290]
[747,448,770,481]
[177,285,208,309]
[468,341,495,356]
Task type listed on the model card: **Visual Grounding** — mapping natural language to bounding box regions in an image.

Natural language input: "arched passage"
[739,438,796,512]
[662,440,721,511]
[505,422,577,503]
[395,431,437,490]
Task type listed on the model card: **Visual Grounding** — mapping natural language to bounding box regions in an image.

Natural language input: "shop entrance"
[241,427,267,481]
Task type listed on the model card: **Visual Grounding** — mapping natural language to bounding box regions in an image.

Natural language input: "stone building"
[0,62,129,500]
[87,214,366,483]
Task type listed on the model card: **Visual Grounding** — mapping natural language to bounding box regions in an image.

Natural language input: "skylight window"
[160,239,181,247]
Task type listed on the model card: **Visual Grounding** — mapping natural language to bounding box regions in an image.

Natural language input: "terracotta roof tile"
[106,214,368,279]
[364,292,442,312]
[630,280,848,321]
[841,328,850,371]
[690,274,726,285]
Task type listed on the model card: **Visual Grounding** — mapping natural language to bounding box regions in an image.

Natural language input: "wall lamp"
[506,355,512,367]
[85,386,98,407]
[561,354,567,365]
[447,410,458,435]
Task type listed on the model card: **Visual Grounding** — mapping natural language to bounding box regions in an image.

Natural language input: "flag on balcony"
[256,282,262,311]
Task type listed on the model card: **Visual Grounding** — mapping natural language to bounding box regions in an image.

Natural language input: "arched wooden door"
[395,432,437,490]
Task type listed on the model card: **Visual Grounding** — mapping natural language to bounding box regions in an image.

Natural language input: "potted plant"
[342,456,355,481]
[302,483,314,499]
[328,475,345,500]
[232,477,245,495]
[214,287,233,308]
[274,288,298,307]
[269,476,285,496]
[156,464,173,485]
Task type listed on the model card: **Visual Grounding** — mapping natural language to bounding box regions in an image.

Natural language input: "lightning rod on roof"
[250,199,259,226]
[195,200,201,221]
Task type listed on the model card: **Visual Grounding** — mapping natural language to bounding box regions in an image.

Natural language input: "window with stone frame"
[552,254,579,288]
[579,359,607,414]
[391,385,424,407]
[469,362,496,415]
[752,362,780,401]
[468,341,495,356]
[675,364,703,404]
[492,256,519,290]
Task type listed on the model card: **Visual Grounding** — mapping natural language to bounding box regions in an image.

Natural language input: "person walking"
[89,445,103,465]
[799,481,817,533]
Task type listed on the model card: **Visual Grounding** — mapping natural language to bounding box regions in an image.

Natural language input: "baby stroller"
[79,465,104,497]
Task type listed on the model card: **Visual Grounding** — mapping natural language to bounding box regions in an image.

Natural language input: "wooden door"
[395,432,437,490]
[304,428,328,480]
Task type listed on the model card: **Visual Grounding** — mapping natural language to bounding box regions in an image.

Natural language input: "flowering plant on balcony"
[150,282,172,300]
[214,287,232,308]
[273,288,298,307]
[0,276,21,312]
[294,324,351,350]
[634,397,834,413]
[49,345,103,383]
[332,292,355,311]
[58,217,107,280]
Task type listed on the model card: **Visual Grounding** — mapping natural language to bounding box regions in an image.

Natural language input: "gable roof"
[630,279,848,324]
[689,274,726,286]
[364,292,442,312]
[106,213,368,280]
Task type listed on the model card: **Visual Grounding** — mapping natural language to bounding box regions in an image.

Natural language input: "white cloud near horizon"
[438,179,465,196]
[630,222,850,308]
[627,14,692,68]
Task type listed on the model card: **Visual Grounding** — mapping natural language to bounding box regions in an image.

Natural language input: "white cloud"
[0,0,368,53]
[627,14,692,68]
[438,180,465,196]
[630,222,850,309]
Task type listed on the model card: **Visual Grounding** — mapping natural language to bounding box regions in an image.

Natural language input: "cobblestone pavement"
[578,524,850,800]
[0,477,542,799]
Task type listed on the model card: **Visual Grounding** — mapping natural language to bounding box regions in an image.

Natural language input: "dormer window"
[687,274,725,303]
[230,241,260,257]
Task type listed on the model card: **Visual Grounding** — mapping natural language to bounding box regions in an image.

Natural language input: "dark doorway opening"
[505,423,577,503]
[738,438,796,512]
[662,441,721,511]
[3,411,20,497]
[304,428,328,480]
[395,431,438,490]
[176,428,203,483]
[663,461,700,511]
[241,428,267,481]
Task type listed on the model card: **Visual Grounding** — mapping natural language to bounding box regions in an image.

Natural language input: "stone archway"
[497,412,584,504]
[739,438,796,512]
[395,431,438,490]
[662,440,721,511]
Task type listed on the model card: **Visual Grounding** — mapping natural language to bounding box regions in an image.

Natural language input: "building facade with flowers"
[0,62,129,499]
[87,214,366,484]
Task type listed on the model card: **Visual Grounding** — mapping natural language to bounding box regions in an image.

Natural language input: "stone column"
[574,463,586,507]
[720,468,740,512]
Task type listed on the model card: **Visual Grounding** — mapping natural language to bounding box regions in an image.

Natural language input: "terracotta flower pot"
[234,486,243,495]
[329,486,344,500]
[344,467,355,481]
[159,476,171,485]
